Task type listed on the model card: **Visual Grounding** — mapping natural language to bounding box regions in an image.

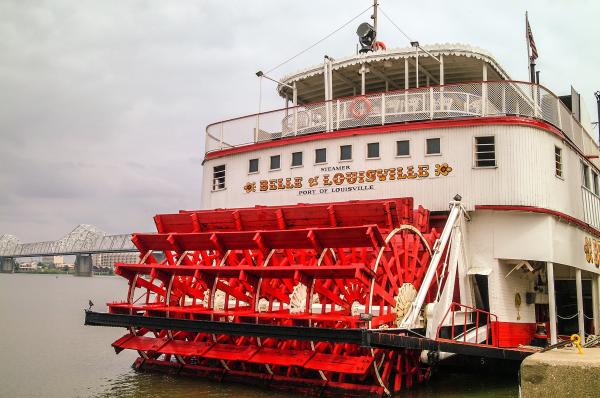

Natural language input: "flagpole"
[525,11,531,82]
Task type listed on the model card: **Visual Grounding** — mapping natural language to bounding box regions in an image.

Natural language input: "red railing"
[436,302,498,347]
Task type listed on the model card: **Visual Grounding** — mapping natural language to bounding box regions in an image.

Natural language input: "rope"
[557,312,595,320]
[583,334,600,348]
[557,313,579,320]
[378,7,413,43]
[265,5,372,74]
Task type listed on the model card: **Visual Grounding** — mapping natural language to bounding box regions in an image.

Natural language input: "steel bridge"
[0,224,137,276]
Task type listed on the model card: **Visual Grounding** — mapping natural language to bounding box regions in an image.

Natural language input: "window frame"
[248,158,259,174]
[554,146,563,179]
[291,151,303,168]
[473,135,497,168]
[269,155,281,171]
[366,142,380,160]
[593,171,600,195]
[582,161,591,190]
[315,148,327,165]
[212,164,226,191]
[339,145,353,162]
[425,137,442,156]
[395,139,410,158]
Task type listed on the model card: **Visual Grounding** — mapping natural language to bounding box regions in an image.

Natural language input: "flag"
[526,12,538,60]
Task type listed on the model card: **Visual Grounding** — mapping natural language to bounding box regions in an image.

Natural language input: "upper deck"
[204,45,596,161]
[205,80,597,161]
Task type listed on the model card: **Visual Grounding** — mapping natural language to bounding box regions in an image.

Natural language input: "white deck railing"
[205,80,593,155]
[582,187,600,231]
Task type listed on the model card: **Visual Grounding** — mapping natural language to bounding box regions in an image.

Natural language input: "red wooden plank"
[192,210,238,232]
[201,344,259,361]
[304,353,374,374]
[158,340,213,356]
[170,233,217,251]
[216,231,260,250]
[115,263,374,279]
[313,225,384,248]
[247,347,314,367]
[132,234,175,251]
[112,335,167,352]
[154,214,195,233]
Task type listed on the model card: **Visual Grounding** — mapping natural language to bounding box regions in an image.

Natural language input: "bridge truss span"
[0,224,137,258]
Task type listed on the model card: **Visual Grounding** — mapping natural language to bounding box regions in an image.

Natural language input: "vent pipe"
[595,91,600,144]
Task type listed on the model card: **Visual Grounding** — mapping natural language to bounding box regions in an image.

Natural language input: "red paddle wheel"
[108,198,445,396]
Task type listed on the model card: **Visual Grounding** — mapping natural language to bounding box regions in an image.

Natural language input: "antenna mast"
[372,0,379,41]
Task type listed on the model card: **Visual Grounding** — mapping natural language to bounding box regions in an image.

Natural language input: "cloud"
[0,0,598,242]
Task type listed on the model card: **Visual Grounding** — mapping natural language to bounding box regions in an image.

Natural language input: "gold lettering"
[358,171,365,183]
[346,172,358,184]
[396,167,408,180]
[387,168,396,180]
[294,177,303,188]
[376,169,388,181]
[333,173,345,185]
[260,180,268,191]
[418,165,430,178]
[323,174,332,186]
[366,170,376,182]
[406,166,417,179]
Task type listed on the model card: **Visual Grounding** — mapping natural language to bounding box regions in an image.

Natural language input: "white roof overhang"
[277,43,512,104]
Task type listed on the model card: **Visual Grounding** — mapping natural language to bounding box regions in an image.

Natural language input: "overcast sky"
[1,0,599,242]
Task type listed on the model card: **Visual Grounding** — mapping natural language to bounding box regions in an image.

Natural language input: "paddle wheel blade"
[106,198,446,396]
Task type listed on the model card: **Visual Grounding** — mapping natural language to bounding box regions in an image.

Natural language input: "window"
[474,136,496,167]
[367,142,380,159]
[594,172,600,195]
[554,147,562,178]
[396,140,410,157]
[248,158,259,173]
[270,155,281,170]
[426,138,441,155]
[315,148,327,164]
[212,165,226,190]
[340,145,352,161]
[291,151,303,167]
[582,162,591,189]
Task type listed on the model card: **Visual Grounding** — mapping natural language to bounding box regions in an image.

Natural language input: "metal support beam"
[400,199,464,328]
[404,58,409,89]
[333,72,358,93]
[359,63,368,95]
[576,268,585,340]
[592,274,600,335]
[439,55,444,85]
[408,58,439,85]
[370,66,401,90]
[547,262,558,345]
[85,311,533,361]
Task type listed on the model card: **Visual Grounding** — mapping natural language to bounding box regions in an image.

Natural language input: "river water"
[0,274,518,397]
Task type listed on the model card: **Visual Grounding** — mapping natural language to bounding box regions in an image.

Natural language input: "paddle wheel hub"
[107,198,446,396]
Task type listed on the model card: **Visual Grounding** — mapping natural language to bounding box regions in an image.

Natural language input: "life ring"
[374,41,387,51]
[350,96,373,119]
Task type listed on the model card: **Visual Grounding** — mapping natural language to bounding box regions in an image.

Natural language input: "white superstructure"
[200,38,600,348]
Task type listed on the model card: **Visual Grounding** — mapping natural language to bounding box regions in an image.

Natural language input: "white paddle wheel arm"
[398,197,466,329]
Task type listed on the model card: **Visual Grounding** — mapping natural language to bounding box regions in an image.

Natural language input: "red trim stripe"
[475,205,600,238]
[204,116,564,161]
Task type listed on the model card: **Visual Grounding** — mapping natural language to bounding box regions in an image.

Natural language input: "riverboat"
[92,2,600,396]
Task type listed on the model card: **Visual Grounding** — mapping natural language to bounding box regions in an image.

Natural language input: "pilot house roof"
[277,43,512,104]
